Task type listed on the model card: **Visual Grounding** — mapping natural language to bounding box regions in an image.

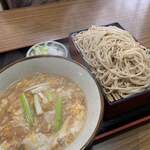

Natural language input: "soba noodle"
[74,26,150,100]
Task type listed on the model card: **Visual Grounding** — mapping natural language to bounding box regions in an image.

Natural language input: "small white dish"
[26,41,68,57]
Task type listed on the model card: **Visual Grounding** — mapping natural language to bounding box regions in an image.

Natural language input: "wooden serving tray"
[0,36,149,149]
[69,23,150,120]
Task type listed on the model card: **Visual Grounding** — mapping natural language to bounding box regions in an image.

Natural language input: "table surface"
[1,0,150,53]
[93,123,150,150]
[0,0,150,149]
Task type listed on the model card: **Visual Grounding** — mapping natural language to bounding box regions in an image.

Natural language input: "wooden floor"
[0,2,3,11]
[93,123,150,150]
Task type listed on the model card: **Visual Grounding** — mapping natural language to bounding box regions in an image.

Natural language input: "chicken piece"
[51,115,84,149]
[22,133,52,150]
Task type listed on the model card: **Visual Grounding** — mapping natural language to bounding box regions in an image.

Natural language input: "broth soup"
[0,73,87,150]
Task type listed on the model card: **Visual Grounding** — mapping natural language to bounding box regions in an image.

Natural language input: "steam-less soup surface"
[0,73,86,150]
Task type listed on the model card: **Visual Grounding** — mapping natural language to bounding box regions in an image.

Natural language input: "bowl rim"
[26,41,68,57]
[0,55,104,149]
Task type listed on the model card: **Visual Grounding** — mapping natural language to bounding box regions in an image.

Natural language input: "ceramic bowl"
[0,56,103,150]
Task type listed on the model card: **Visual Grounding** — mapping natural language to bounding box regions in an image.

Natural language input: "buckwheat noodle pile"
[74,26,150,100]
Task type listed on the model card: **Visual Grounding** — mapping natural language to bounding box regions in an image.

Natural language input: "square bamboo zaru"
[69,23,150,119]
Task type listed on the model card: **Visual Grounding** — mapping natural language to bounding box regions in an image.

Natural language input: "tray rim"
[93,114,150,144]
